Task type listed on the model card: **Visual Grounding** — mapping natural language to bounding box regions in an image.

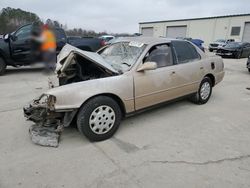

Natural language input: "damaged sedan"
[24,37,225,145]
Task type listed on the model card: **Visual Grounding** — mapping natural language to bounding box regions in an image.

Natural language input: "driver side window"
[144,44,173,68]
[14,25,32,40]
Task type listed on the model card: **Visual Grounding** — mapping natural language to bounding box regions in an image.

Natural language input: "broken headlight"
[34,94,56,111]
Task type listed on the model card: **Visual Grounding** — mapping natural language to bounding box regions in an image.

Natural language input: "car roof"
[114,37,177,45]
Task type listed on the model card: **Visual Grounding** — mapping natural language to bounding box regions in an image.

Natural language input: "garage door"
[166,26,187,38]
[141,27,153,37]
[243,23,250,42]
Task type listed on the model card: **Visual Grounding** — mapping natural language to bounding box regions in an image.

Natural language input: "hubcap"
[89,105,115,135]
[200,82,211,100]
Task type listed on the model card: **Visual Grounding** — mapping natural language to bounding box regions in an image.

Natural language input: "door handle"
[200,67,204,70]
[171,71,176,75]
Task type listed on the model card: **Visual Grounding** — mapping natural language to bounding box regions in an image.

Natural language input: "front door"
[134,44,178,110]
[10,24,33,63]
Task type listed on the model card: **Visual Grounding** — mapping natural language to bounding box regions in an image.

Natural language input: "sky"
[1,0,250,33]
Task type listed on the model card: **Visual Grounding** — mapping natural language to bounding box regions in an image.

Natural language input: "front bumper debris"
[23,94,63,147]
[29,125,62,147]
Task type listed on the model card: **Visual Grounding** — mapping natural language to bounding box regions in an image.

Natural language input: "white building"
[139,14,250,47]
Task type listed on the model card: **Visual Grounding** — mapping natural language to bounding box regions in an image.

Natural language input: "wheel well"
[79,93,126,117]
[205,74,215,87]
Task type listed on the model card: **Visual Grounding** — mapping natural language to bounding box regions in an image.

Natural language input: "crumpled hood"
[56,44,119,74]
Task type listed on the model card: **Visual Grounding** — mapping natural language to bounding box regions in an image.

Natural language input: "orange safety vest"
[41,30,56,51]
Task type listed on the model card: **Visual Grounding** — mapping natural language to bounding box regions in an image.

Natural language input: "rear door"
[171,40,204,95]
[10,24,33,63]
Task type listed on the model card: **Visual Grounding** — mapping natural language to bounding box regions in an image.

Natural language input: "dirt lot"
[0,57,250,188]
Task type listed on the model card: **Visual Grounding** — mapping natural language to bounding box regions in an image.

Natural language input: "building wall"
[139,15,250,47]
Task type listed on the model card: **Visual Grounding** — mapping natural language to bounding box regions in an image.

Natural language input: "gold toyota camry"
[24,37,225,142]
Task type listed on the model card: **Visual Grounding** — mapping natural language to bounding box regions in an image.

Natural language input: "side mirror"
[137,61,157,72]
[3,34,9,41]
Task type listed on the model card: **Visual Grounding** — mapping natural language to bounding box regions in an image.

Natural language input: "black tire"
[0,57,6,76]
[209,49,213,52]
[248,68,250,73]
[190,77,212,105]
[77,96,122,141]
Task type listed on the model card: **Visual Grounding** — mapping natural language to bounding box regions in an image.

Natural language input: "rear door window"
[172,41,200,64]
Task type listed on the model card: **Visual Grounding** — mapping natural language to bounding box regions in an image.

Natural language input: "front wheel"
[248,68,250,73]
[77,96,122,141]
[0,57,6,76]
[190,77,212,104]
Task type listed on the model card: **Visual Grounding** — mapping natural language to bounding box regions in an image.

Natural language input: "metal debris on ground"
[29,124,61,147]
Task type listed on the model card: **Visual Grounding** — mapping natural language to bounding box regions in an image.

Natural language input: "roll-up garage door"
[166,26,187,38]
[141,27,153,37]
[243,23,250,42]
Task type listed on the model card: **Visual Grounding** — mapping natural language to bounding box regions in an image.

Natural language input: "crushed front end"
[23,94,64,147]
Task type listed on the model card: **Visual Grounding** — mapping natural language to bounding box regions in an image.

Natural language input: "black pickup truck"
[0,24,104,75]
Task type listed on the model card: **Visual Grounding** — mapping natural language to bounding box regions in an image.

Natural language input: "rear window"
[172,41,200,64]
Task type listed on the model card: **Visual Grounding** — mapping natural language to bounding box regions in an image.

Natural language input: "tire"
[190,77,212,105]
[0,57,6,76]
[209,49,213,52]
[248,68,250,73]
[77,96,122,141]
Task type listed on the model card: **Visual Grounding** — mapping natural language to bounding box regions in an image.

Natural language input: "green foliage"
[0,7,41,34]
[0,7,132,37]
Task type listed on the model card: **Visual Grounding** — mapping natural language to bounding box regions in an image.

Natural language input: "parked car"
[247,56,250,72]
[209,39,235,52]
[0,23,104,75]
[24,37,225,141]
[191,39,205,52]
[99,35,115,46]
[176,37,205,52]
[67,36,81,43]
[216,42,250,59]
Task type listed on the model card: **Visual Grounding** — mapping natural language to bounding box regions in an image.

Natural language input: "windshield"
[225,42,241,48]
[99,41,146,72]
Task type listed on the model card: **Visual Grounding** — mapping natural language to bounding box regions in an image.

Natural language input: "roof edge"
[139,13,250,24]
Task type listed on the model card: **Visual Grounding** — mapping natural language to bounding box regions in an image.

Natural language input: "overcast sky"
[1,0,250,33]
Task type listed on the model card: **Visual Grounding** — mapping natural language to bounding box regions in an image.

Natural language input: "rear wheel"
[190,77,212,104]
[77,96,122,141]
[0,57,6,76]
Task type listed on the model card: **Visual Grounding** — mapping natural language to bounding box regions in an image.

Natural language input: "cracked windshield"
[99,41,145,72]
